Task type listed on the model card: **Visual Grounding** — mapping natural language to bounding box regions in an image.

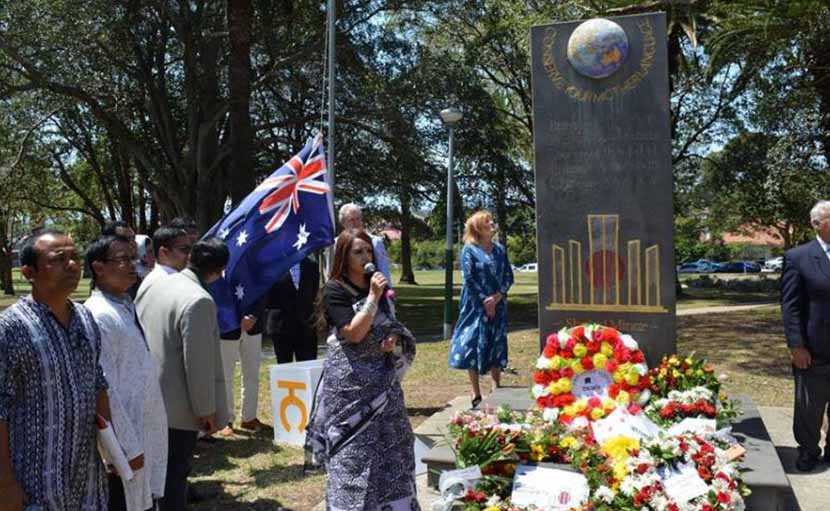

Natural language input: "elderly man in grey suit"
[136,237,230,511]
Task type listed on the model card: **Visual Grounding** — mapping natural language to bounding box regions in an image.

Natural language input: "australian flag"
[205,134,335,334]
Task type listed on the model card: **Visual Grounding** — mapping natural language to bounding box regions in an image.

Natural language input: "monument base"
[422,388,794,511]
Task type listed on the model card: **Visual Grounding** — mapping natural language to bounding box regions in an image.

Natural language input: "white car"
[517,263,538,272]
[762,256,783,272]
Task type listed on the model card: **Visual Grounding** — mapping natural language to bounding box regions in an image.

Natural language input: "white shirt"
[85,290,168,511]
[817,236,830,263]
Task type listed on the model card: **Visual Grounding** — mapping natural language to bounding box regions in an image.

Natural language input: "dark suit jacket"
[781,239,830,360]
[264,256,320,338]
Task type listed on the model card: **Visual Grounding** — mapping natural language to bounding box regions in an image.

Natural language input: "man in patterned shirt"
[0,230,112,511]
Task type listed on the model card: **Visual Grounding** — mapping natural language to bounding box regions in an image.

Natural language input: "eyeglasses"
[105,256,136,267]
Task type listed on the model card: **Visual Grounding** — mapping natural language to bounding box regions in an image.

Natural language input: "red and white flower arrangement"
[533,324,652,425]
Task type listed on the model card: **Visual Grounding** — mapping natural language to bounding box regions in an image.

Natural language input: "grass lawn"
[0,269,788,509]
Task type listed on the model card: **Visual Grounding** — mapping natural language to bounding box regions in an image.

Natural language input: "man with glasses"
[102,220,140,298]
[135,226,191,301]
[0,230,112,511]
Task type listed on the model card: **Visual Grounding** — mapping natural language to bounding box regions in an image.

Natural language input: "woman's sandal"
[471,395,482,408]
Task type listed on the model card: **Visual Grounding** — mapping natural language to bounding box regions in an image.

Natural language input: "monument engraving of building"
[530,13,676,364]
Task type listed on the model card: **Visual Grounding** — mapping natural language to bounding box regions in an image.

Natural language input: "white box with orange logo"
[269,358,324,446]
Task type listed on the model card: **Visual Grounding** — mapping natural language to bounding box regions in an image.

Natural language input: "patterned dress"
[306,279,419,511]
[0,296,108,510]
[85,290,168,511]
[449,242,514,374]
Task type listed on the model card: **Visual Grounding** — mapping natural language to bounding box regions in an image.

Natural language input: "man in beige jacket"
[136,237,229,511]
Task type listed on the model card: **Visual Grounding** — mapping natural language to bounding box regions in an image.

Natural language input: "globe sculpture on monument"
[566,18,629,79]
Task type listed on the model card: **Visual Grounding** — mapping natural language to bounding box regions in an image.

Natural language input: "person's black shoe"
[823,448,830,463]
[796,451,819,472]
[471,395,482,409]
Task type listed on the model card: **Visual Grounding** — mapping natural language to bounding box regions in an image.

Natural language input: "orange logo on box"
[277,380,308,432]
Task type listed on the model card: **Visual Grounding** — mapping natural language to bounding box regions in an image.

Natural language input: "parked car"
[762,256,783,272]
[677,262,710,273]
[517,263,538,272]
[715,261,762,273]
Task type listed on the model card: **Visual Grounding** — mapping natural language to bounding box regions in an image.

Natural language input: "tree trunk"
[399,193,417,284]
[227,0,256,206]
[0,219,14,295]
[494,162,508,242]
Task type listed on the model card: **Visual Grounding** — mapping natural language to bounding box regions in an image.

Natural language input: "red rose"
[631,351,645,363]
[581,356,594,370]
[533,371,549,385]
[561,367,575,378]
[543,344,557,358]
[628,403,642,415]
[698,465,713,481]
[614,347,632,363]
[588,396,602,409]
[546,333,559,347]
[571,326,585,339]
[565,338,576,350]
[554,394,576,407]
[605,360,619,373]
[668,504,679,511]
[560,350,574,359]
[717,492,731,504]
[586,340,601,354]
[636,463,649,474]
[608,383,621,398]
[601,327,620,342]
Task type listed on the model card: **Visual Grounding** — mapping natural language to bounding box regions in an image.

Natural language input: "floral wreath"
[533,324,651,425]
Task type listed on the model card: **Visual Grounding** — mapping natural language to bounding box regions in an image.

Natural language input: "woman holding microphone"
[305,229,418,511]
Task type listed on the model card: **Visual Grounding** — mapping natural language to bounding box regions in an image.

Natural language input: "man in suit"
[135,226,191,300]
[264,255,320,363]
[781,200,830,471]
[136,237,230,510]
[338,203,392,284]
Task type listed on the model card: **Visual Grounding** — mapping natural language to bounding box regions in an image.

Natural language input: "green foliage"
[505,234,536,266]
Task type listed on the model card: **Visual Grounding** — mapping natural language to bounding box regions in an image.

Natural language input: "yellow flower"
[573,343,588,357]
[613,460,629,481]
[550,355,562,369]
[593,353,608,369]
[484,507,501,511]
[685,369,693,376]
[590,407,606,420]
[575,400,588,412]
[530,444,545,461]
[659,368,667,376]
[559,436,579,449]
[600,435,640,461]
[617,390,630,405]
[696,369,704,377]
[601,342,613,356]
[557,377,572,393]
[613,370,624,383]
[602,397,616,409]
[669,356,680,366]
[571,360,585,374]
[672,369,681,379]
[685,358,693,365]
[625,372,639,386]
[563,404,578,417]
[548,381,560,395]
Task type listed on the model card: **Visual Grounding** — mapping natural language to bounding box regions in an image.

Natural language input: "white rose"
[636,389,652,405]
[532,384,549,398]
[542,407,559,423]
[634,363,648,376]
[536,356,550,369]
[620,334,639,350]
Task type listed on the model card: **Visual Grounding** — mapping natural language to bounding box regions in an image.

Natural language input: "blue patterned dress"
[0,296,108,510]
[449,242,514,374]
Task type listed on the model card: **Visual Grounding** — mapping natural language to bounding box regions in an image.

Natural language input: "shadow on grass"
[188,479,289,510]
[407,406,446,418]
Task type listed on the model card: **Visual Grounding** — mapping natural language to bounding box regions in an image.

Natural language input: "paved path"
[677,302,778,316]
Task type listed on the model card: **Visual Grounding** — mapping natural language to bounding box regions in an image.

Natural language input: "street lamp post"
[441,107,463,339]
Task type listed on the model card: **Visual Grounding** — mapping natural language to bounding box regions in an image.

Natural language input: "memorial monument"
[530,13,676,364]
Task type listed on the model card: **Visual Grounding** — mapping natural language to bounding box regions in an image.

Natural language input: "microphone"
[363,263,395,301]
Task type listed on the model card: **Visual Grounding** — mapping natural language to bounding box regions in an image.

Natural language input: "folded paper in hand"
[96,415,135,481]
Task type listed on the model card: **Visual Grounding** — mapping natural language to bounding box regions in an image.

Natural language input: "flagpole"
[324,0,336,278]
[327,0,336,200]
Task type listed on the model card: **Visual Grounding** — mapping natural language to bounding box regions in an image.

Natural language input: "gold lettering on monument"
[542,19,656,102]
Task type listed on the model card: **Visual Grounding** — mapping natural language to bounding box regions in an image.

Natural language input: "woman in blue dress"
[449,211,514,407]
